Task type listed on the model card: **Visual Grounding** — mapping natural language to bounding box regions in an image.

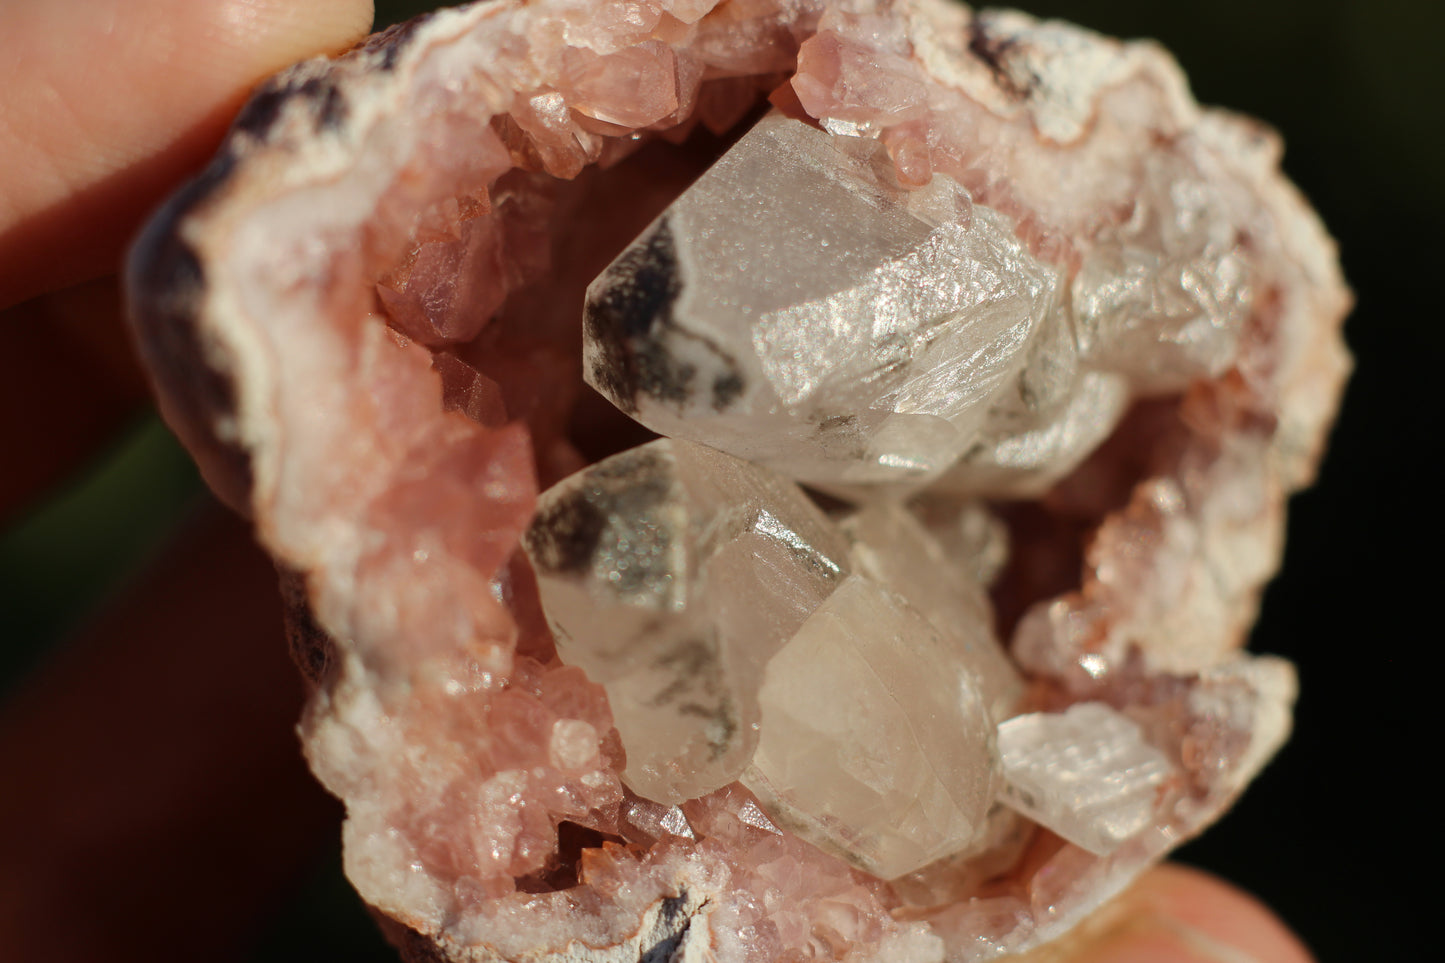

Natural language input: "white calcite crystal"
[584,110,1062,488]
[523,437,850,803]
[123,0,1351,961]
[526,447,1017,877]
[743,575,999,879]
[996,702,1173,856]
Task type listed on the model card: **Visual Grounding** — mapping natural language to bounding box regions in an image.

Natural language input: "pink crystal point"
[378,207,505,345]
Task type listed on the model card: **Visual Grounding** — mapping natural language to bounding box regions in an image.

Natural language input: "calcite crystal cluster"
[524,437,1014,879]
[124,1,1351,962]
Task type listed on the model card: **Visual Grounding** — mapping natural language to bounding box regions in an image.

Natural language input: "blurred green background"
[1,0,1433,959]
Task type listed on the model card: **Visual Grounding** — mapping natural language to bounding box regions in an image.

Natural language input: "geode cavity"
[125,2,1351,962]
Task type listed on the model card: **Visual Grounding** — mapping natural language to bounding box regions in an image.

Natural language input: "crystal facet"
[584,110,1062,488]
[742,575,1000,879]
[838,503,1021,722]
[522,438,849,803]
[996,702,1173,856]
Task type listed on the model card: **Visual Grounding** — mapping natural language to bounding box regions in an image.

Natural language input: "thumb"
[0,0,376,308]
[1023,864,1315,963]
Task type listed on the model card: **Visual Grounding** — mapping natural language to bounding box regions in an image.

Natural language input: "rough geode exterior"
[125,2,1350,962]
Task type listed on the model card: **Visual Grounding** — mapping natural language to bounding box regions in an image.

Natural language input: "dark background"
[1,1,1433,960]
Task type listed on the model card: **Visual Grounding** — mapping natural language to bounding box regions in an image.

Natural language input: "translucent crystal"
[559,41,683,129]
[521,437,849,803]
[583,110,1062,488]
[996,702,1173,856]
[907,495,1010,587]
[376,209,505,345]
[1072,153,1254,393]
[743,575,1000,879]
[935,371,1131,498]
[620,796,697,842]
[838,503,1022,722]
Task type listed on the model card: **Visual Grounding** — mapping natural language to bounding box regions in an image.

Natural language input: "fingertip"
[1142,864,1315,963]
[218,0,376,73]
[0,0,378,305]
[1066,865,1315,963]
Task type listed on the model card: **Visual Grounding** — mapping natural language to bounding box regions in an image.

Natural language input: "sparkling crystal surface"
[522,437,849,803]
[996,702,1173,856]
[584,110,1061,488]
[742,575,999,879]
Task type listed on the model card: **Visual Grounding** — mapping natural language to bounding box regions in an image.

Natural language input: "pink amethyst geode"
[124,1,1351,961]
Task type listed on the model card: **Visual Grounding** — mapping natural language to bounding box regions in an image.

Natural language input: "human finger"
[0,501,341,962]
[0,279,152,524]
[0,0,375,308]
[1020,863,1315,963]
[0,0,375,520]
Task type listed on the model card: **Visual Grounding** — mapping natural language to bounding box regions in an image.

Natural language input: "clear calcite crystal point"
[996,702,1174,856]
[743,575,1000,880]
[522,437,849,803]
[528,440,1015,877]
[584,110,1062,488]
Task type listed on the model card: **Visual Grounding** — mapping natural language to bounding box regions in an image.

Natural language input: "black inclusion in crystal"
[524,493,609,575]
[523,448,673,582]
[585,217,698,412]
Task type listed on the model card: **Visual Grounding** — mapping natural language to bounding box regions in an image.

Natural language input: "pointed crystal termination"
[743,575,1000,879]
[996,702,1174,856]
[522,438,850,804]
[583,111,1062,489]
[838,503,1023,724]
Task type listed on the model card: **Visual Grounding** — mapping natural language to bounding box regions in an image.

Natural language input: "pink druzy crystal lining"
[133,1,1349,961]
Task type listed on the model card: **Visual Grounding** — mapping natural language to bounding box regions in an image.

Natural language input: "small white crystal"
[523,438,850,803]
[743,575,999,879]
[548,718,600,771]
[584,111,1062,488]
[996,702,1172,855]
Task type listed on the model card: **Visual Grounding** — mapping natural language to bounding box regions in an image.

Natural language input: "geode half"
[125,2,1351,961]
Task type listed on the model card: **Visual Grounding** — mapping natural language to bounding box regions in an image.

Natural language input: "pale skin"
[0,2,1318,961]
